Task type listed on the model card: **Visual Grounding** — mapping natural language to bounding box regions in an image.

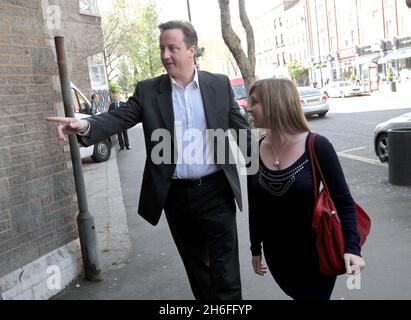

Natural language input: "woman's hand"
[344,253,366,276]
[252,255,267,276]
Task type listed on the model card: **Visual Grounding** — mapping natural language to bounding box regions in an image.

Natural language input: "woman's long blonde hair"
[249,78,310,139]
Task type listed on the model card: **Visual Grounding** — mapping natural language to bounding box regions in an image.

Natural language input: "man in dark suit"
[108,93,130,150]
[47,20,252,300]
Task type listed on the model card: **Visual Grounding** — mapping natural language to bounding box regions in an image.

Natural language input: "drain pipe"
[54,36,103,281]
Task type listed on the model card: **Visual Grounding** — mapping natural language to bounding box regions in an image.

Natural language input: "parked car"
[229,76,261,117]
[71,82,112,162]
[297,86,329,118]
[229,76,249,116]
[374,111,411,162]
[322,80,364,98]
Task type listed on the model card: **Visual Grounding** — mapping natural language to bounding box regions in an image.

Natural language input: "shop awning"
[392,47,411,60]
[378,47,411,64]
[355,53,381,65]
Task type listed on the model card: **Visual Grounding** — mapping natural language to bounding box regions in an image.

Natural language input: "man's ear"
[189,46,196,59]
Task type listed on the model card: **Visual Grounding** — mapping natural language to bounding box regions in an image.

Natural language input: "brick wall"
[0,0,78,277]
[48,0,106,101]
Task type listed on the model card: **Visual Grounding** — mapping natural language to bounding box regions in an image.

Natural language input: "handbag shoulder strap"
[307,132,330,195]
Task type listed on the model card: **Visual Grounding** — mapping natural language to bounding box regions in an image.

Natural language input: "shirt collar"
[169,66,199,89]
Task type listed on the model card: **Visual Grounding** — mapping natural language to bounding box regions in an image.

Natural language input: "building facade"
[251,0,411,89]
[0,0,108,299]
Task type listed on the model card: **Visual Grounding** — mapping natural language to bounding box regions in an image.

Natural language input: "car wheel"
[91,139,111,163]
[318,112,327,118]
[376,133,388,163]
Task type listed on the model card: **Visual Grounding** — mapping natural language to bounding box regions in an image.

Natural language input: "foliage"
[288,60,307,82]
[387,67,394,82]
[101,0,163,96]
[109,80,121,94]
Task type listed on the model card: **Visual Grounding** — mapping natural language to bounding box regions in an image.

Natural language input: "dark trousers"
[164,171,242,300]
[117,130,129,149]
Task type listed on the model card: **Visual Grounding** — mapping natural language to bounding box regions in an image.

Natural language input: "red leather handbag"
[308,133,371,276]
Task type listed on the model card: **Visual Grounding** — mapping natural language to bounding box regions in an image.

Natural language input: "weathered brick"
[23,177,52,200]
[0,54,11,64]
[0,125,25,140]
[0,17,10,33]
[10,55,32,65]
[0,241,39,277]
[0,66,33,75]
[0,1,40,10]
[0,235,16,253]
[0,85,28,95]
[10,139,58,156]
[0,3,40,19]
[0,93,57,107]
[0,44,31,55]
[0,220,11,233]
[0,149,13,168]
[0,195,25,211]
[9,200,43,232]
[8,163,66,185]
[3,162,34,178]
[10,18,45,37]
[30,47,57,74]
[52,172,75,201]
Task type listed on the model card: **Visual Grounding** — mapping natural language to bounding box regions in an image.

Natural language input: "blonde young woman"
[246,78,365,300]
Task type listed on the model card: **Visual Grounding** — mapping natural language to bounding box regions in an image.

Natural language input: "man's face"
[159,28,195,80]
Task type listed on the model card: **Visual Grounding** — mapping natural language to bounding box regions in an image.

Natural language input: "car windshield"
[298,88,321,96]
[232,84,247,100]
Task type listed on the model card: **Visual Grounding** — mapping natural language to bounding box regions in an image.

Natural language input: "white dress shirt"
[171,68,218,179]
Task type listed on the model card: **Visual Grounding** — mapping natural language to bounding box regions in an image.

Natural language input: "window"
[79,0,99,16]
[71,88,90,114]
[87,53,108,90]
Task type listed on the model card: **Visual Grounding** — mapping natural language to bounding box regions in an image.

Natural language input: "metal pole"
[314,0,323,87]
[54,36,103,282]
[186,0,192,22]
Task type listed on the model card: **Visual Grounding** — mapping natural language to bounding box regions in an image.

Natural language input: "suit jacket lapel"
[198,71,217,129]
[155,76,174,136]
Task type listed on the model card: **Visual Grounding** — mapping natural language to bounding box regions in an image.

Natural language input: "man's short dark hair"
[158,20,198,49]
[91,93,98,100]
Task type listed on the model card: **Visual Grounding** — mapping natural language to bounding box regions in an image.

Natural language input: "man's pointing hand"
[46,116,89,142]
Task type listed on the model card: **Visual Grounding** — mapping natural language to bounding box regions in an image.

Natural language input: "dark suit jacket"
[108,101,126,112]
[80,70,251,226]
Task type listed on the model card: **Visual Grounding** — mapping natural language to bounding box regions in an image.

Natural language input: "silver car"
[322,80,364,98]
[374,111,411,162]
[297,87,329,118]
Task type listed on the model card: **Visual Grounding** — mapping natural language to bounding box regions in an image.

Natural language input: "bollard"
[388,128,411,186]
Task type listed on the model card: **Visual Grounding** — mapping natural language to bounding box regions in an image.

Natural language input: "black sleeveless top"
[248,133,361,258]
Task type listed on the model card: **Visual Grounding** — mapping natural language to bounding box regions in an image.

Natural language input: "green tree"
[101,1,163,96]
[127,3,163,82]
[288,60,307,83]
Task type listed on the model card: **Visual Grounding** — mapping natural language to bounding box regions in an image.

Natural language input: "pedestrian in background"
[246,78,365,300]
[109,93,130,151]
[47,20,251,300]
[90,93,99,115]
